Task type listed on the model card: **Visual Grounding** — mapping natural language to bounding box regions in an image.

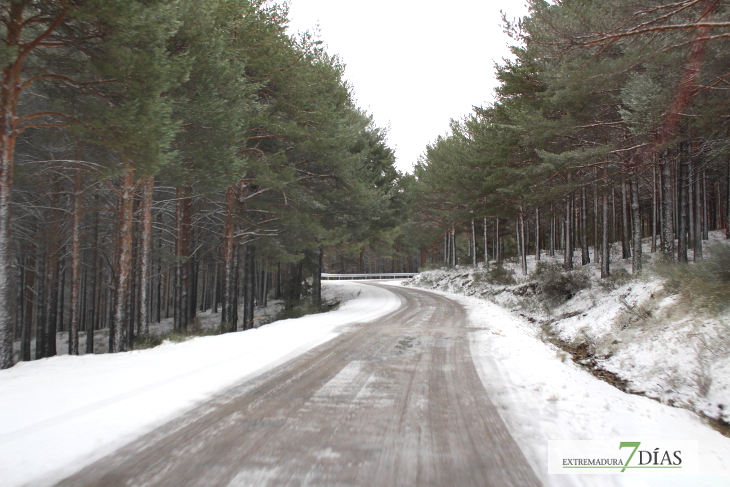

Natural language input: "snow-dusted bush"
[599,267,631,291]
[653,243,730,313]
[531,262,590,309]
[475,265,516,285]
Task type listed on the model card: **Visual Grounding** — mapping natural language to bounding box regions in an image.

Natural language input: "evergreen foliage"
[0,0,405,365]
[411,0,730,282]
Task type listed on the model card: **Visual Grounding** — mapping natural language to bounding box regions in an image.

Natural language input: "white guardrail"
[321,273,418,280]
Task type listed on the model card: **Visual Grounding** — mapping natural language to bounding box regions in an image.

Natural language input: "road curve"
[55,284,542,487]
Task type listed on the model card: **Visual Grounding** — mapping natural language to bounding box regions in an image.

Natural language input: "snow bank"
[0,281,400,487]
[408,245,730,428]
[420,287,730,487]
[407,242,730,485]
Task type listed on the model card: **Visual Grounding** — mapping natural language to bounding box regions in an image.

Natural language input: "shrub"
[132,334,164,350]
[484,265,516,285]
[654,243,730,313]
[274,298,340,322]
[532,262,590,308]
[599,267,632,291]
[133,319,219,350]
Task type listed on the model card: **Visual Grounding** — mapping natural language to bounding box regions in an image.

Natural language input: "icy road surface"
[53,284,541,487]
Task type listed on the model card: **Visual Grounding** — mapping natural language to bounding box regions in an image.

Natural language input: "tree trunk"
[107,258,115,353]
[483,216,489,268]
[678,141,689,262]
[243,244,255,330]
[274,261,281,300]
[15,255,23,360]
[702,169,709,240]
[221,185,237,332]
[549,204,556,256]
[518,210,527,274]
[21,255,34,361]
[232,244,240,330]
[471,217,477,267]
[535,208,541,262]
[688,165,695,248]
[0,6,22,368]
[659,160,665,251]
[601,169,610,278]
[139,177,154,335]
[128,229,137,348]
[621,181,631,259]
[80,266,87,336]
[450,224,456,267]
[45,245,59,358]
[260,265,269,308]
[35,256,46,360]
[86,263,96,355]
[200,263,208,312]
[188,231,197,324]
[156,211,163,323]
[631,174,642,273]
[661,151,675,258]
[210,262,217,313]
[112,160,134,353]
[164,268,171,320]
[601,192,610,277]
[174,186,192,331]
[694,161,703,260]
[727,158,730,239]
[611,188,617,244]
[444,228,450,267]
[0,167,16,361]
[495,219,501,263]
[0,0,75,368]
[312,247,323,307]
[593,184,600,263]
[58,258,66,334]
[514,217,524,273]
[580,187,589,265]
[69,168,83,355]
[295,262,303,300]
[564,197,574,271]
[87,196,100,354]
[651,163,658,253]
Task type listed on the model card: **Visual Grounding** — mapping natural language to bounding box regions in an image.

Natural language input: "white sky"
[286,0,530,173]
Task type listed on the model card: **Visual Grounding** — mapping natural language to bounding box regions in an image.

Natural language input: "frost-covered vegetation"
[405,236,730,429]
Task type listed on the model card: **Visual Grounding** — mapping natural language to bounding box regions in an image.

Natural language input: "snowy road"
[53,284,541,487]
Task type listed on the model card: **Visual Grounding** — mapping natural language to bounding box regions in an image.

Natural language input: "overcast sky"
[286,0,530,173]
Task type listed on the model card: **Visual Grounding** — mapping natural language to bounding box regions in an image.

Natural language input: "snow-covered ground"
[401,236,730,486]
[455,289,730,487]
[408,260,730,425]
[4,273,729,487]
[0,281,400,487]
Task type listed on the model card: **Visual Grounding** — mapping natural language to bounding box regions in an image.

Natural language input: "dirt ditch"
[536,319,730,438]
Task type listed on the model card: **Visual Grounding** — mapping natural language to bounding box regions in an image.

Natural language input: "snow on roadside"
[0,281,400,487]
[12,276,361,361]
[402,284,730,487]
[553,279,730,426]
[407,242,730,429]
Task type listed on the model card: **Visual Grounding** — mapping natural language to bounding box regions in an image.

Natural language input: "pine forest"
[413,0,730,283]
[2,0,730,370]
[0,0,408,367]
